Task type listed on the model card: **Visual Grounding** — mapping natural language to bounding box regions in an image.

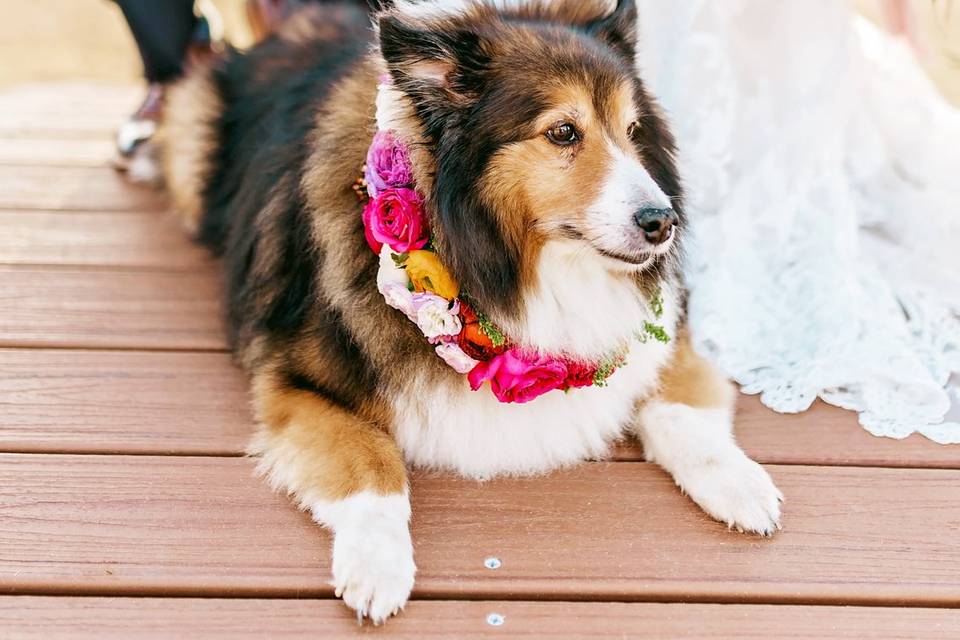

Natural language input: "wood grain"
[611,395,960,468]
[0,138,115,167]
[1,455,959,606]
[0,266,226,350]
[1,598,958,640]
[0,166,167,211]
[0,350,250,455]
[0,210,211,269]
[0,84,137,139]
[2,349,958,466]
[2,81,958,633]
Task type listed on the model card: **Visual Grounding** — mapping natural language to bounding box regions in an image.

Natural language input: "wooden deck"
[1,83,959,639]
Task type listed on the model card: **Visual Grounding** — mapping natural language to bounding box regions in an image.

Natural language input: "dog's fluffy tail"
[160,63,223,236]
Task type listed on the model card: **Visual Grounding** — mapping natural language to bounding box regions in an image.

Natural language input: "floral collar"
[355,79,668,404]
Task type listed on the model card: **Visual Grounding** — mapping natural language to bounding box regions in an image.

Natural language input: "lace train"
[636,0,960,442]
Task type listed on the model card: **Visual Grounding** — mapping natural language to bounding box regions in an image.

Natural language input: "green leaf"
[640,321,671,344]
[592,349,628,387]
[649,287,664,319]
[477,314,507,347]
[391,252,409,267]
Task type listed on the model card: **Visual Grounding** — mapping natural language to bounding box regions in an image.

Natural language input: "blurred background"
[0,0,254,87]
[0,0,958,105]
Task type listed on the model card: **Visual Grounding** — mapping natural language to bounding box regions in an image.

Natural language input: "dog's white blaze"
[586,144,672,253]
[392,280,679,478]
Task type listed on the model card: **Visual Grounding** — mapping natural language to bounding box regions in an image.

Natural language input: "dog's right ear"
[585,0,637,62]
[378,13,490,124]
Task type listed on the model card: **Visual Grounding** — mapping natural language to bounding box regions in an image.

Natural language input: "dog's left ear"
[585,0,638,61]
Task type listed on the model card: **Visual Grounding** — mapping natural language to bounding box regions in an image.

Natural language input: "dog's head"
[377,0,683,315]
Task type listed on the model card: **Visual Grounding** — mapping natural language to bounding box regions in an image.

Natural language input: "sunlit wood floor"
[0,84,959,639]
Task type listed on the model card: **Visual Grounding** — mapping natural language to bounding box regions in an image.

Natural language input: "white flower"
[435,342,480,374]
[377,245,410,290]
[412,293,461,339]
[380,282,415,319]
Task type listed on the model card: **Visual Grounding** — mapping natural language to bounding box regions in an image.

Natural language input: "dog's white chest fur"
[392,244,679,479]
[393,339,670,478]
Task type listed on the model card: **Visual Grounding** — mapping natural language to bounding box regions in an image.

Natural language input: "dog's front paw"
[331,524,416,624]
[677,450,783,536]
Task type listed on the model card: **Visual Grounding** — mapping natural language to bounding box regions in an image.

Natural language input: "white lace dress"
[635,0,960,442]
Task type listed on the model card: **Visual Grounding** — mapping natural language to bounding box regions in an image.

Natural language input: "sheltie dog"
[162,0,782,623]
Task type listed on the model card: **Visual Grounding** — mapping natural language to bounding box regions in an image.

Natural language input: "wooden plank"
[0,267,226,350]
[733,395,960,467]
[1,455,959,606]
[0,166,166,211]
[0,83,138,139]
[0,350,250,455]
[2,598,958,640]
[611,395,960,469]
[1,349,958,467]
[0,211,211,269]
[0,138,115,167]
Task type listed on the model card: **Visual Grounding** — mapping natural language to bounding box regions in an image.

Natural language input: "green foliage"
[593,349,628,387]
[637,321,671,344]
[477,314,507,347]
[649,288,664,319]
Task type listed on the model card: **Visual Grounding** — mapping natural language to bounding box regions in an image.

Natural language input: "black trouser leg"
[115,0,197,83]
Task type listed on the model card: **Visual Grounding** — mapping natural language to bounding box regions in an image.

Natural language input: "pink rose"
[365,130,413,198]
[362,188,430,254]
[467,347,569,404]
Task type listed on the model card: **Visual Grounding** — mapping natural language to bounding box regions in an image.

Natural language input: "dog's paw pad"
[679,452,783,536]
[331,526,416,624]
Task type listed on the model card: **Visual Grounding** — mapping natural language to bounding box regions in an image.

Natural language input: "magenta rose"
[467,347,569,404]
[365,130,413,198]
[362,188,430,254]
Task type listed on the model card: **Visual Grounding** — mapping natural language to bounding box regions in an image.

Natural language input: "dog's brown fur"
[160,0,689,524]
[162,65,222,234]
[160,0,775,624]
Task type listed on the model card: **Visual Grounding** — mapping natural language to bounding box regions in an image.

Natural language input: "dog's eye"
[627,121,639,138]
[545,123,579,146]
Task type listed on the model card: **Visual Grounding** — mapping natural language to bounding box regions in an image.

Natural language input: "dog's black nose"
[634,207,677,245]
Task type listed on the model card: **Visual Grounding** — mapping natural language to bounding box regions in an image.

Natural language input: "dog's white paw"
[677,451,783,536]
[310,491,416,625]
[331,524,416,624]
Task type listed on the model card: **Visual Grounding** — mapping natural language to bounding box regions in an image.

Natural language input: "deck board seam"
[3,586,959,610]
[1,449,959,470]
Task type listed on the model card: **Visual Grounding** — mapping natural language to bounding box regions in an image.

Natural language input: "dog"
[162,0,783,623]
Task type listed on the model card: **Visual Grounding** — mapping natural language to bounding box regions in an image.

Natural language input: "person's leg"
[115,0,197,84]
[113,0,212,183]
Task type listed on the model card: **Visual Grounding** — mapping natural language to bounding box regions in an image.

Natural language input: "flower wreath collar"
[355,76,668,404]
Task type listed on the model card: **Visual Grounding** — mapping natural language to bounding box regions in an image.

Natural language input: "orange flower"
[405,250,459,299]
[457,302,507,361]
